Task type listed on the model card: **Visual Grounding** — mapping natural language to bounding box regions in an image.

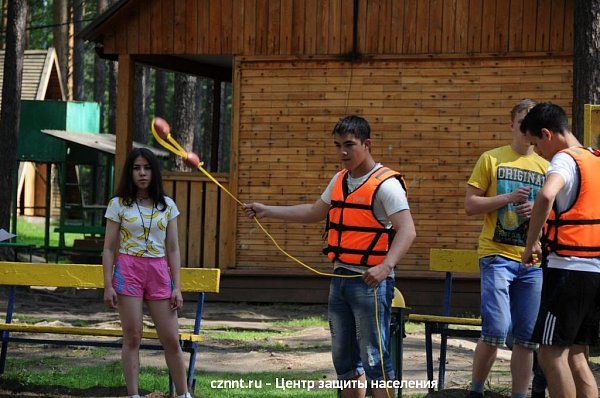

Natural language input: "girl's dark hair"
[114,148,167,211]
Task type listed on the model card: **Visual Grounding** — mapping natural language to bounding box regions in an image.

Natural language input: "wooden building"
[82,0,573,313]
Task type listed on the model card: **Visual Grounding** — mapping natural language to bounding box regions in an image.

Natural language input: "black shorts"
[533,267,600,346]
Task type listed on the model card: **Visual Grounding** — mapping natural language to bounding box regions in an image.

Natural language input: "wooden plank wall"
[162,171,235,268]
[234,55,573,275]
[102,0,573,56]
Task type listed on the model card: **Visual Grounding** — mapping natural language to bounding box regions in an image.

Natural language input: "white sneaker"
[176,393,192,398]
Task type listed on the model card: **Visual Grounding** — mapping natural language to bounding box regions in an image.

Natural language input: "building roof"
[0,48,65,110]
[42,129,169,157]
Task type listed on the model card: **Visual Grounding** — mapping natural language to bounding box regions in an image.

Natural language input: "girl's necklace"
[135,199,154,254]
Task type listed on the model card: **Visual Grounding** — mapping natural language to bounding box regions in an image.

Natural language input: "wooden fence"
[162,171,235,269]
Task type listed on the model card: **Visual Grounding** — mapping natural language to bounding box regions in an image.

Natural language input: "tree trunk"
[53,0,68,95]
[93,0,107,130]
[573,0,600,141]
[133,64,151,144]
[154,69,167,118]
[0,0,7,49]
[218,81,231,172]
[0,0,28,259]
[108,60,117,135]
[72,0,84,100]
[200,80,213,168]
[171,73,196,171]
[93,0,108,204]
[23,0,28,47]
[192,78,205,161]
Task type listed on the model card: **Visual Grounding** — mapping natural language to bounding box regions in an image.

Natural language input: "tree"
[171,73,196,170]
[0,0,28,259]
[133,63,150,144]
[572,0,600,141]
[108,60,116,134]
[94,0,107,130]
[73,0,85,100]
[154,69,167,118]
[53,0,68,96]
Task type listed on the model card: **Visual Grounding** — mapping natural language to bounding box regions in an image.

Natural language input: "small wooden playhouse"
[82,0,574,311]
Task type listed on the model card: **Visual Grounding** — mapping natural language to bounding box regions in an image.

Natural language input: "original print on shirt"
[493,166,545,246]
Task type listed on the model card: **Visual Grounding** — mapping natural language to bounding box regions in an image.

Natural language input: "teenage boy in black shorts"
[521,103,600,398]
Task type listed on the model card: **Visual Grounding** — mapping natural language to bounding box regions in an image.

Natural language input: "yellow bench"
[408,249,480,392]
[0,261,220,393]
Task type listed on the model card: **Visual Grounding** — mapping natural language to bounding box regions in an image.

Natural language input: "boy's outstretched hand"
[243,202,268,219]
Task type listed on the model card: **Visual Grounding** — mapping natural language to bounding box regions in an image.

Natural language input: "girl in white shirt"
[102,148,191,398]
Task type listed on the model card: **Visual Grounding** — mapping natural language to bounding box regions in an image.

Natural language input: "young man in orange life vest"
[243,115,416,398]
[521,103,600,398]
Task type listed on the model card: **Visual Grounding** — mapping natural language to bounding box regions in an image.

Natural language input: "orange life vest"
[324,166,407,266]
[544,147,600,258]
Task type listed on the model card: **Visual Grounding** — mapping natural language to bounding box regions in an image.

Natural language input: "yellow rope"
[150,118,359,279]
[151,118,391,394]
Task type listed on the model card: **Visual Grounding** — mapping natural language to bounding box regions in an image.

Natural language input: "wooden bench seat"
[0,261,220,394]
[407,249,480,392]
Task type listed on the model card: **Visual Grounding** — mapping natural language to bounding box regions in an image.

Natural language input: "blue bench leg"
[187,292,205,392]
[0,286,16,375]
[187,342,199,391]
[424,322,434,393]
[438,329,448,390]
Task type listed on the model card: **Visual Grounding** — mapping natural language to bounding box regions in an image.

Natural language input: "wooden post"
[218,62,240,270]
[114,54,134,190]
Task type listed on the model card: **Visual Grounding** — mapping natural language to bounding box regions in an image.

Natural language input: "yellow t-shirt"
[468,145,549,261]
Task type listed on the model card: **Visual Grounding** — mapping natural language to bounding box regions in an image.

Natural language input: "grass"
[10,314,92,327]
[203,328,287,341]
[14,216,84,247]
[201,325,330,352]
[272,316,328,328]
[3,357,339,397]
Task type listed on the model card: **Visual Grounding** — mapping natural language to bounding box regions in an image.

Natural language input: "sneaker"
[176,393,193,398]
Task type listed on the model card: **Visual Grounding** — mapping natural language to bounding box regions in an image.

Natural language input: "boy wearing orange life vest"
[521,103,600,398]
[243,115,416,398]
[465,99,549,398]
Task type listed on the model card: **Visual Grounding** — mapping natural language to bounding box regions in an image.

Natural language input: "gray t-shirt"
[546,150,600,272]
[321,163,410,274]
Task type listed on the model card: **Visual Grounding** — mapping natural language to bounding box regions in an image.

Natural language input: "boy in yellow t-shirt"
[465,99,548,398]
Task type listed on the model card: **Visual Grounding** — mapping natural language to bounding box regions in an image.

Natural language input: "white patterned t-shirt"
[104,196,179,258]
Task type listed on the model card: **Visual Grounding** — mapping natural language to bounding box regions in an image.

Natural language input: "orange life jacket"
[544,147,600,258]
[324,166,407,266]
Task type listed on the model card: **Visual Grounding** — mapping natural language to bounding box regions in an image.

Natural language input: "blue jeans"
[480,255,542,348]
[328,268,395,381]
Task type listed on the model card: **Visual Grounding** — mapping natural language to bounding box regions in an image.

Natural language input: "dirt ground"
[0,287,528,397]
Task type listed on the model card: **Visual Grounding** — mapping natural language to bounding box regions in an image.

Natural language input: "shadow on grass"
[423,388,509,397]
[0,379,137,397]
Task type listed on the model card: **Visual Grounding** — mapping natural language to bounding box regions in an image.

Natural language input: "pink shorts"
[112,253,173,300]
